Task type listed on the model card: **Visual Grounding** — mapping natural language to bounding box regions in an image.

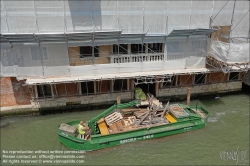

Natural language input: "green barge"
[58,97,209,151]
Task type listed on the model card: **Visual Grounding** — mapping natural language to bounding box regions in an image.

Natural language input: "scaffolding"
[0,0,249,80]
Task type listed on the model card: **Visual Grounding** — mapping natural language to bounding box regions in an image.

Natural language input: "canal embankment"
[1,88,248,118]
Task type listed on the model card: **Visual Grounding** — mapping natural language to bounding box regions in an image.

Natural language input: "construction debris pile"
[98,94,171,134]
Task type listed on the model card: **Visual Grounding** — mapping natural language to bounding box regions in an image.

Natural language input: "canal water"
[1,93,249,165]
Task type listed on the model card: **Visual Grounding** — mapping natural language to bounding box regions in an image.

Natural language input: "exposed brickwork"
[0,77,31,106]
[207,72,229,83]
[53,83,77,97]
[95,80,110,93]
[180,75,193,86]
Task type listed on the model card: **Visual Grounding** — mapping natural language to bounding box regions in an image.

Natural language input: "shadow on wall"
[67,0,102,32]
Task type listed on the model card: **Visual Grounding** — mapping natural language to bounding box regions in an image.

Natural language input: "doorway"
[134,79,156,96]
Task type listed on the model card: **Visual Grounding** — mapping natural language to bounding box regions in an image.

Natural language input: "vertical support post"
[34,85,38,99]
[229,0,236,43]
[50,84,54,99]
[155,81,159,97]
[94,81,97,95]
[117,96,121,104]
[53,83,58,98]
[78,82,82,96]
[187,87,192,106]
[131,79,134,99]
[64,83,68,97]
[127,79,130,91]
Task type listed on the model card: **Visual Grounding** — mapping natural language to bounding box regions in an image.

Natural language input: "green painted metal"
[58,100,209,151]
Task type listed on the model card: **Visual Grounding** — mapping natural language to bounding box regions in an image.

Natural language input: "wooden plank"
[105,112,123,126]
[121,108,147,112]
[97,118,109,135]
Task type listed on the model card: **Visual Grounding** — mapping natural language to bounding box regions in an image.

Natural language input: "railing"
[167,52,185,60]
[110,53,164,63]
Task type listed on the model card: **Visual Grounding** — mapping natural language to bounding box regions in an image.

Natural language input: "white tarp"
[209,40,249,63]
[1,0,249,36]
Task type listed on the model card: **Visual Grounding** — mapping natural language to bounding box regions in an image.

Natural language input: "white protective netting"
[0,44,70,78]
[1,0,249,35]
[209,40,249,63]
[1,0,249,79]
[166,36,208,68]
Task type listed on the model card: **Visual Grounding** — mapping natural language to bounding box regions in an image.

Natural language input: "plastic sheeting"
[1,0,249,37]
[0,44,69,77]
[209,40,249,63]
[0,36,208,78]
[25,63,218,85]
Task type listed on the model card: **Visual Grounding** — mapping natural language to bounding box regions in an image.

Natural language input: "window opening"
[113,79,128,92]
[37,84,52,98]
[194,74,205,84]
[113,44,128,54]
[80,46,99,58]
[148,43,162,53]
[81,81,94,95]
[131,44,145,54]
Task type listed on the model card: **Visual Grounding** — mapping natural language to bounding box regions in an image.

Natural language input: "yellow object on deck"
[166,114,177,123]
[97,118,109,135]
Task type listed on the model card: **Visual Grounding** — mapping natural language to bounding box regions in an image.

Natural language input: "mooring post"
[117,96,121,104]
[187,87,191,106]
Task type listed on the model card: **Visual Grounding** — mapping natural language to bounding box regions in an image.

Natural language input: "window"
[229,72,239,81]
[37,84,51,98]
[80,46,99,58]
[194,74,205,84]
[113,79,128,92]
[162,76,176,88]
[131,44,145,54]
[148,43,163,53]
[81,81,94,95]
[113,44,128,54]
[31,47,48,60]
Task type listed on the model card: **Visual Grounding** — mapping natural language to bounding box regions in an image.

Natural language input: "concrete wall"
[158,81,242,98]
[30,92,132,108]
[0,77,31,106]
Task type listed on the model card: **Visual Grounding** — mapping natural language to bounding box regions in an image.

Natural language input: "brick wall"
[96,80,110,93]
[180,75,193,86]
[0,77,31,106]
[53,83,78,97]
[207,72,229,83]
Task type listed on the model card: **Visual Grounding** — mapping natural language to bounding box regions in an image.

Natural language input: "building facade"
[0,1,249,112]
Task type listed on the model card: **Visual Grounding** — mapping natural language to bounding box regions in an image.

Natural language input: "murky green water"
[1,93,249,165]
